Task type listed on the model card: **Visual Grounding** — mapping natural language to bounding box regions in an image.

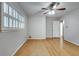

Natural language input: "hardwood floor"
[15,39,79,56]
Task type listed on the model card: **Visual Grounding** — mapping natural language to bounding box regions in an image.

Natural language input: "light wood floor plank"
[15,39,79,56]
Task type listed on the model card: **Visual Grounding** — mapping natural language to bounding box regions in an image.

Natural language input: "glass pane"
[18,15,21,21]
[16,12,18,19]
[9,18,13,27]
[13,9,16,17]
[13,20,16,28]
[21,23,24,29]
[4,3,8,14]
[22,17,24,22]
[9,6,13,16]
[16,20,18,28]
[4,16,8,27]
[18,22,21,28]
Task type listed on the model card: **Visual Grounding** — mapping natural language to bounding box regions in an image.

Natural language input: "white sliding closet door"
[52,21,60,38]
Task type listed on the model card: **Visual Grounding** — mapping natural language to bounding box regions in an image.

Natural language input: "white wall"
[46,17,60,38]
[0,2,28,56]
[28,14,46,39]
[61,9,79,45]
[46,17,53,38]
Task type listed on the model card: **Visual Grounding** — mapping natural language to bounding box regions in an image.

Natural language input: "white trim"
[64,39,79,46]
[47,36,53,38]
[28,38,46,40]
[11,38,28,56]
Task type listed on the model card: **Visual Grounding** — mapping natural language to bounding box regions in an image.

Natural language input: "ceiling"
[19,2,79,17]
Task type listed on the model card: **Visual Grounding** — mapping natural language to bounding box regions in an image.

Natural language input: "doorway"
[52,20,64,48]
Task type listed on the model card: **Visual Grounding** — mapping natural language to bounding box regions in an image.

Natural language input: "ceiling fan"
[41,2,66,14]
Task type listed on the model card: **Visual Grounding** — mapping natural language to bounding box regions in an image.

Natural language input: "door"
[52,21,60,38]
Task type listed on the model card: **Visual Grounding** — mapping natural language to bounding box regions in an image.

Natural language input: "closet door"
[53,21,60,38]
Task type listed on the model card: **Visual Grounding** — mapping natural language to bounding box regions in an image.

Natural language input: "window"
[16,11,18,19]
[13,9,16,17]
[2,2,25,31]
[16,20,18,28]
[13,20,16,28]
[19,22,21,29]
[4,3,8,14]
[21,17,24,22]
[9,18,13,27]
[9,6,13,16]
[4,16,8,27]
[20,23,24,28]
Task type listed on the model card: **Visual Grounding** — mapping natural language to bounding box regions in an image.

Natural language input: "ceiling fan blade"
[49,2,56,7]
[43,11,48,14]
[32,9,45,15]
[49,2,60,9]
[56,8,66,10]
[41,2,60,11]
[41,8,48,10]
[56,2,60,6]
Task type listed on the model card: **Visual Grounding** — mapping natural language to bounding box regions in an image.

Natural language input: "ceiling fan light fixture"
[48,11,51,14]
[48,10,55,15]
[51,10,55,14]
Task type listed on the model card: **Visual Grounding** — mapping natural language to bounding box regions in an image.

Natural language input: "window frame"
[1,2,25,31]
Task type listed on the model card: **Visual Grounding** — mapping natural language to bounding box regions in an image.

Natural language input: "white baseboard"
[28,38,46,40]
[11,38,28,56]
[64,39,79,46]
